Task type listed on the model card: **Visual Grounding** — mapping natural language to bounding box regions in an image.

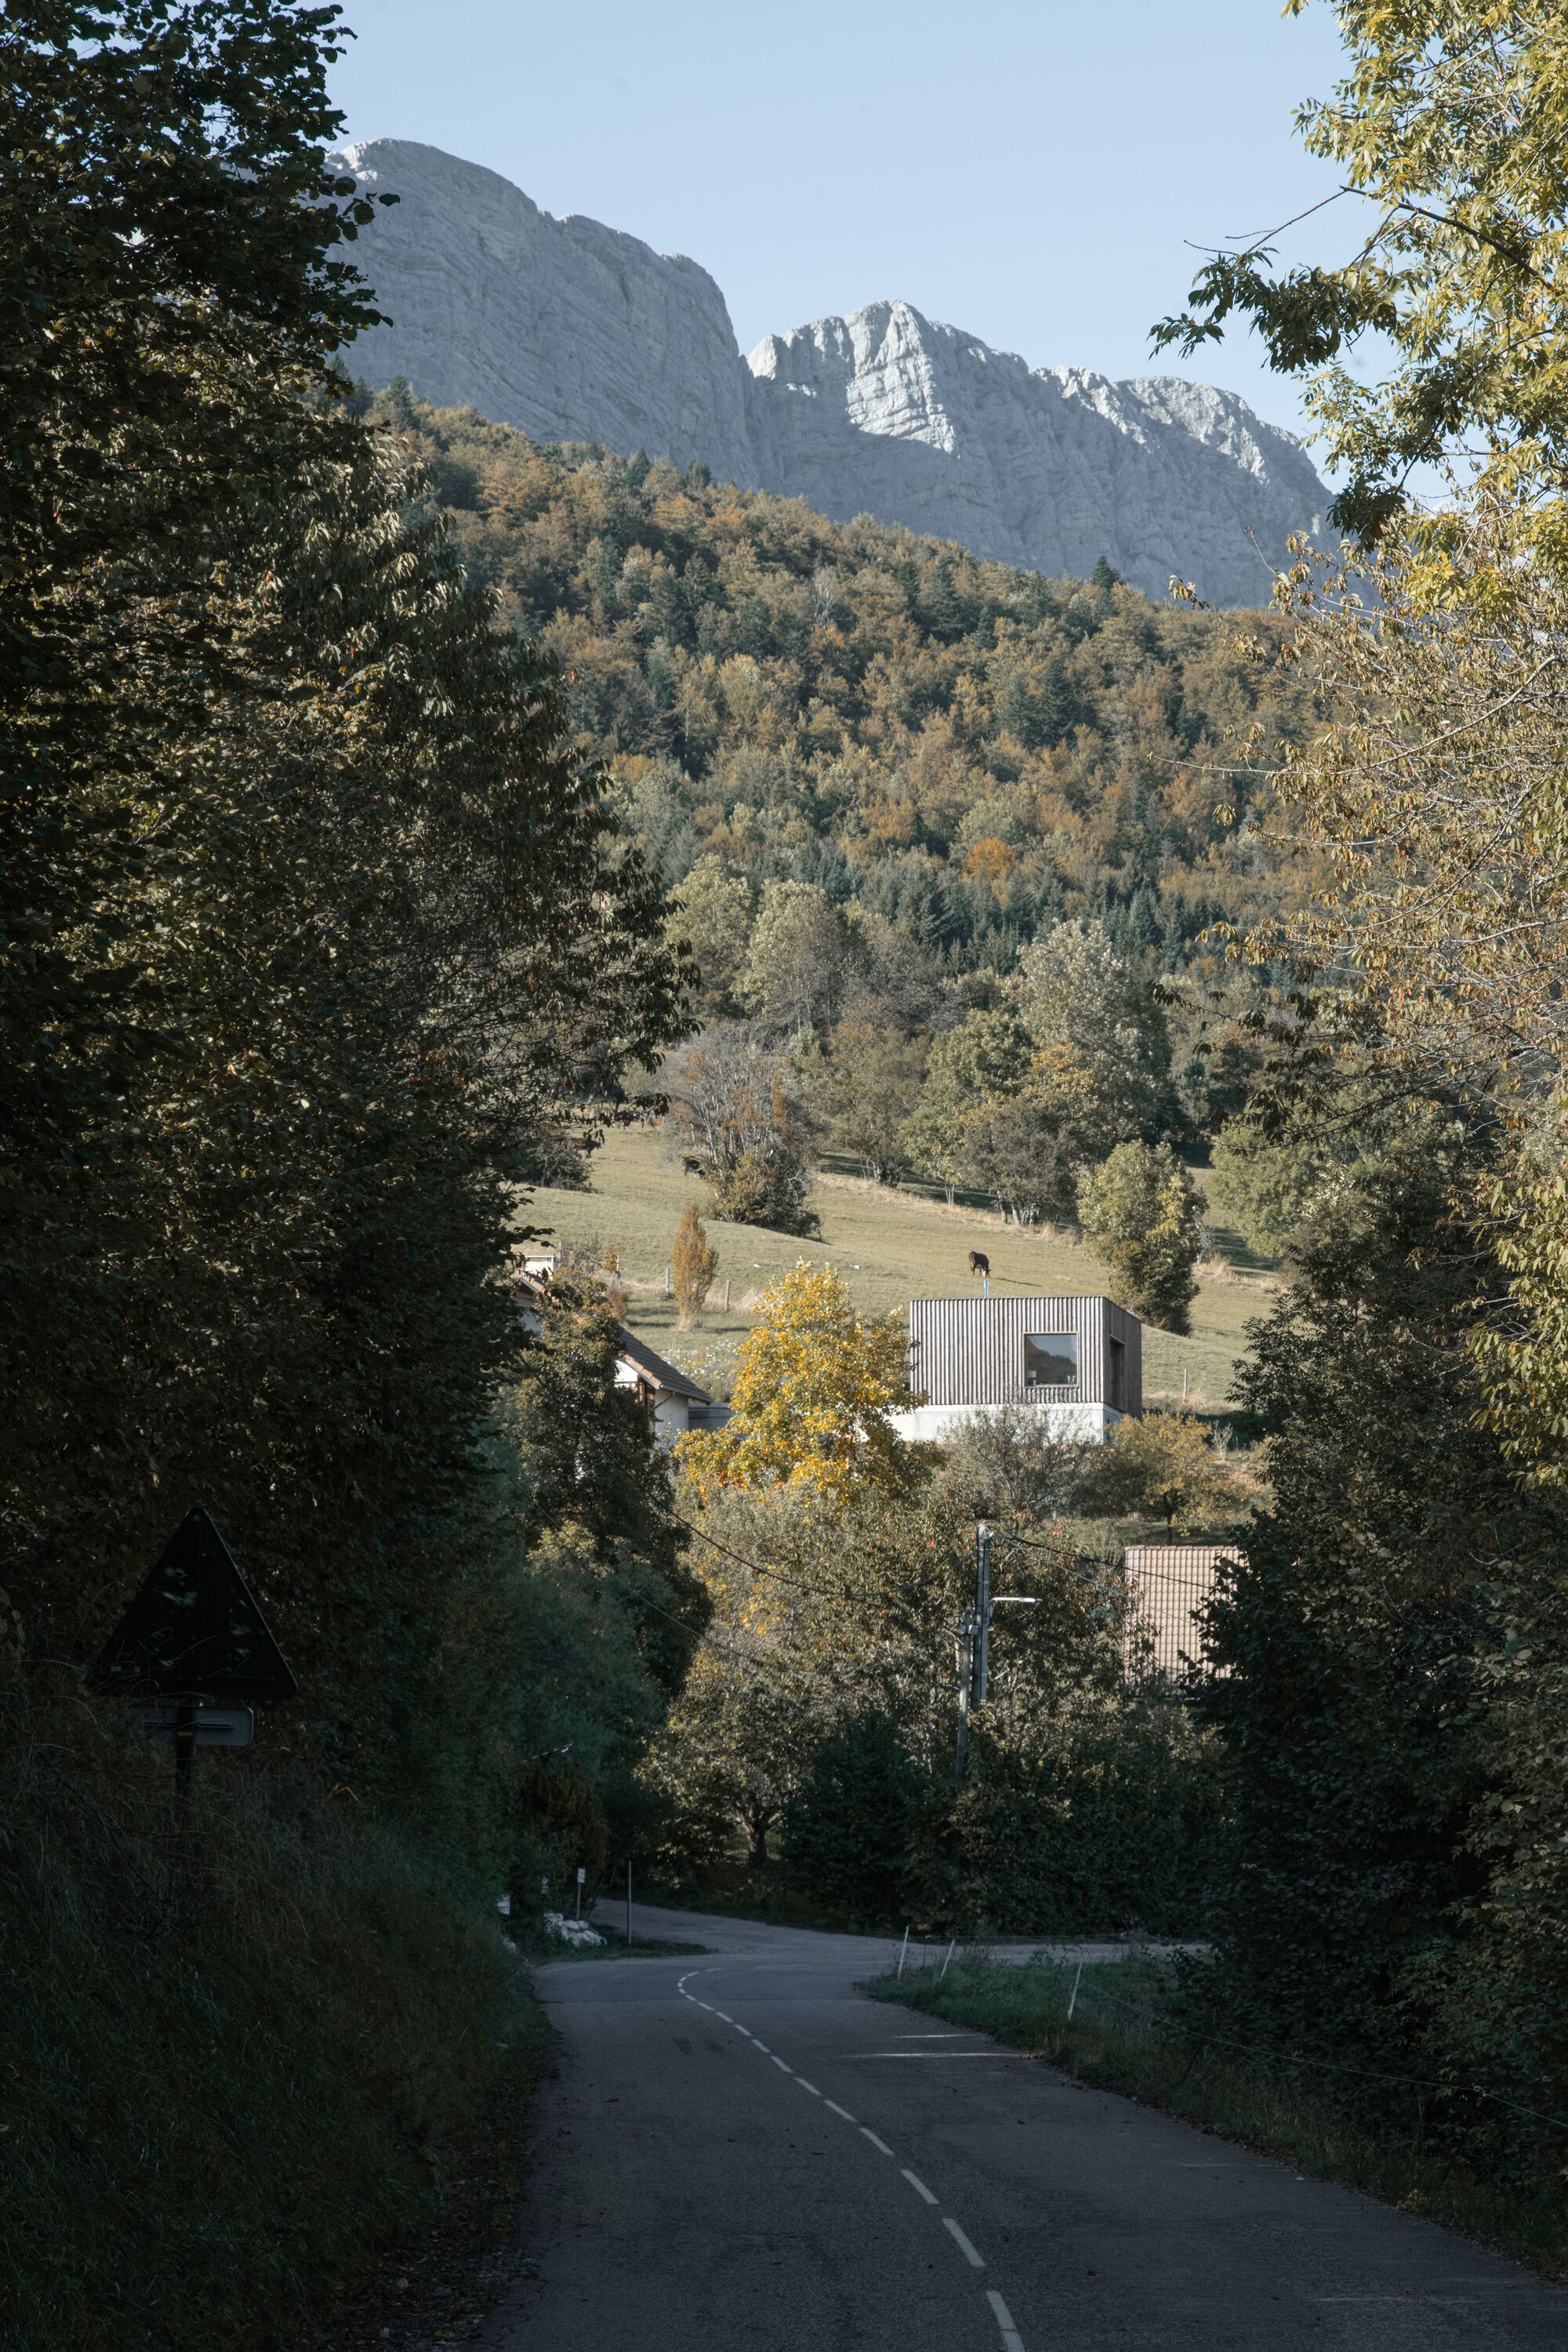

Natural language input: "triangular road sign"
[93,1508,298,1702]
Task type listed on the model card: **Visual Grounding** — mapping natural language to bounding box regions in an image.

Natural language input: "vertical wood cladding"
[907,1294,1142,1413]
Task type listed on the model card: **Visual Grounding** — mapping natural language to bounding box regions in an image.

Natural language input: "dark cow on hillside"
[968,1250,990,1281]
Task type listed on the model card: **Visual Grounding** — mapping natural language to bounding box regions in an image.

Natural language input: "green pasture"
[515,1126,1276,1406]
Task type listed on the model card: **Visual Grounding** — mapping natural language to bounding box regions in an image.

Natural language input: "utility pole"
[955,1521,1041,1788]
[953,1605,978,1787]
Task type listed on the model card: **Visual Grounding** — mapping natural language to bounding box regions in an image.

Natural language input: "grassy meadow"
[515,1125,1277,1407]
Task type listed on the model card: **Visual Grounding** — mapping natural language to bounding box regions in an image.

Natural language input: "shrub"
[1076,1410,1254,1530]
[672,1204,719,1327]
[942,1700,1222,1937]
[0,1674,536,2352]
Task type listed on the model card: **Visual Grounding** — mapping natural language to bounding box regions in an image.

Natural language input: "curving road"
[484,1901,1567,2351]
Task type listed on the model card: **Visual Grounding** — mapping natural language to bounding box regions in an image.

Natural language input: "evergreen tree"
[1200,1131,1568,2168]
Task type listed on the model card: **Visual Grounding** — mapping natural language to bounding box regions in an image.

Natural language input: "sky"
[329,0,1359,460]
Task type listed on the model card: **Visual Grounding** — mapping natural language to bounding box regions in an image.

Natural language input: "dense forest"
[356,387,1331,1249]
[365,381,1312,991]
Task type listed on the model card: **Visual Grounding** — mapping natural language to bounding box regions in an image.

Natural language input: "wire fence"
[889,1944,1568,2146]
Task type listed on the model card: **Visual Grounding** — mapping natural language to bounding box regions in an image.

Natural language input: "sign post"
[93,1508,297,1792]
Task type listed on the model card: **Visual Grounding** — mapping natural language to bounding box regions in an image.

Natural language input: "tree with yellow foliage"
[679,1265,919,1507]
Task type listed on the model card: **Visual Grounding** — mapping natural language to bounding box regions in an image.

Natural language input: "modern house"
[890,1294,1142,1443]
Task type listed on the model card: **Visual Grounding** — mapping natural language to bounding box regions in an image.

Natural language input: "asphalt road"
[485,1901,1568,2352]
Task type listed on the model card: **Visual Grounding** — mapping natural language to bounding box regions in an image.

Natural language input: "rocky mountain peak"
[331,139,1325,607]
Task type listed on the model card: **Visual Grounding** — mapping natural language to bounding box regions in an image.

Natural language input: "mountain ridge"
[332,138,1326,608]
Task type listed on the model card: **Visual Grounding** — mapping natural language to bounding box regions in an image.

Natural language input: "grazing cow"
[968,1250,990,1280]
[681,1156,705,1178]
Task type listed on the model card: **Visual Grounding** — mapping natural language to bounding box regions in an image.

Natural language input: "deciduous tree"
[679,1265,917,1508]
[1076,1142,1203,1333]
[1153,0,1568,550]
[739,880,852,1036]
[1014,920,1173,1144]
[664,1025,818,1236]
[797,1021,928,1184]
[666,855,754,1018]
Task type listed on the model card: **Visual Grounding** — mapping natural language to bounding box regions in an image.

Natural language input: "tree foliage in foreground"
[2,0,685,1851]
[2,6,698,2345]
[1266,513,1568,1474]
[1157,6,1568,2202]
[1203,1129,1568,2184]
[1154,1,1568,547]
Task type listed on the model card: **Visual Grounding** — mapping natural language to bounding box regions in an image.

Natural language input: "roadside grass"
[318,2001,550,2352]
[519,1126,1271,1406]
[2,1672,546,2352]
[868,1957,1568,2279]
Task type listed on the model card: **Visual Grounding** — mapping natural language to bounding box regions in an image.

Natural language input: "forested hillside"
[357,387,1328,1263]
[368,382,1310,990]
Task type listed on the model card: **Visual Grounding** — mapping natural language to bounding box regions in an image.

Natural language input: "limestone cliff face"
[333,140,1324,608]
[335,140,755,486]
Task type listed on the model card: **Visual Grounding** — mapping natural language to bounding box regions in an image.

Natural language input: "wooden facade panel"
[907,1295,1142,1413]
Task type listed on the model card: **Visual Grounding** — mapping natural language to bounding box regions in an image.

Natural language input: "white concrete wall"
[890,1401,1124,1446]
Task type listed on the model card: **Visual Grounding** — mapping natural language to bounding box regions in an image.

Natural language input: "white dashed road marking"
[988,2288,1026,2351]
[944,2217,985,2268]
[674,1972,1024,2345]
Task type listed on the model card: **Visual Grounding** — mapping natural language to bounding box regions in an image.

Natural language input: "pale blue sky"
[331,0,1358,459]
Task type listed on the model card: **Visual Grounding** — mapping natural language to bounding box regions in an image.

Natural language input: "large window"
[1024,1332,1077,1387]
